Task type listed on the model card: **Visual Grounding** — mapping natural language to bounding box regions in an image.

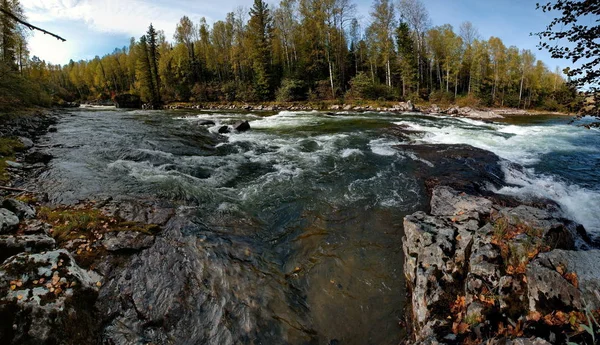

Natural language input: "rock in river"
[234,120,250,132]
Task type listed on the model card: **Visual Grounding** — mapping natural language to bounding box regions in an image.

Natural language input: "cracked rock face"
[403,186,593,344]
[527,249,600,313]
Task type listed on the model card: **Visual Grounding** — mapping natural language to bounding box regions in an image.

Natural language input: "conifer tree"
[248,0,273,100]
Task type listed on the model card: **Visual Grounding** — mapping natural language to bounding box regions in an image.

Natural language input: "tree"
[369,0,396,88]
[534,0,599,90]
[396,21,416,97]
[146,24,161,103]
[248,0,274,100]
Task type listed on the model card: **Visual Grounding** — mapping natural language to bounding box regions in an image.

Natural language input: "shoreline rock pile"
[403,185,599,344]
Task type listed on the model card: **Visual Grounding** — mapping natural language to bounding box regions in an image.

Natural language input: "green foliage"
[0,0,581,111]
[429,90,455,105]
[276,79,307,102]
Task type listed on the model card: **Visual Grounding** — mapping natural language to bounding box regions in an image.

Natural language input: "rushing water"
[33,108,600,344]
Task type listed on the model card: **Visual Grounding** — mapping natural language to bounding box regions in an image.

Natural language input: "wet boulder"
[198,120,215,126]
[234,120,251,132]
[2,199,36,220]
[218,125,231,134]
[24,151,53,164]
[0,209,19,234]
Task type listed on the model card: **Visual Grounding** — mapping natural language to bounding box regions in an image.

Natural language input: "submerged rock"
[198,120,216,126]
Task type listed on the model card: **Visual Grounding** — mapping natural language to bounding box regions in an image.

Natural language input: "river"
[31,108,600,344]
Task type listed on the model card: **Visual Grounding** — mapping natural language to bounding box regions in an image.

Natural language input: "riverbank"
[1,107,599,344]
[159,101,572,119]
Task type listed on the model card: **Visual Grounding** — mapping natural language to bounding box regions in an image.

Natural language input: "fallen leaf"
[10,285,16,291]
[16,295,23,300]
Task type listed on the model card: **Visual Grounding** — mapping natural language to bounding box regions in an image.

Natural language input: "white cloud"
[20,0,199,39]
[28,31,74,63]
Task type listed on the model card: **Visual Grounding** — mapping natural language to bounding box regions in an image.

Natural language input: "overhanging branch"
[0,8,66,42]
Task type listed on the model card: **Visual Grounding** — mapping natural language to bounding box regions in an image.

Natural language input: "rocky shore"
[1,108,596,344]
[403,185,600,344]
[161,101,517,120]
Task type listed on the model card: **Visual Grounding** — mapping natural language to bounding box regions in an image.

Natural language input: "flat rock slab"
[0,234,56,263]
[102,231,155,252]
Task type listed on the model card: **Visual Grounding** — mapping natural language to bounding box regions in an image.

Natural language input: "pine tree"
[248,0,273,100]
[137,35,156,104]
[146,24,161,103]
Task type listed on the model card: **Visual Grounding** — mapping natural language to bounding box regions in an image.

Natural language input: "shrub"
[456,94,482,108]
[429,90,455,105]
[276,79,307,102]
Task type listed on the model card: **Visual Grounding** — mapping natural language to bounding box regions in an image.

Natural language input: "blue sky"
[21,0,571,73]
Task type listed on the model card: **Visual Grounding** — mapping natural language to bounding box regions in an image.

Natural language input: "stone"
[0,234,56,262]
[0,250,102,344]
[5,160,23,168]
[102,231,155,252]
[527,249,600,314]
[234,120,251,132]
[218,126,231,134]
[430,185,493,217]
[21,219,52,235]
[18,137,34,149]
[0,208,19,234]
[24,151,53,164]
[2,199,36,219]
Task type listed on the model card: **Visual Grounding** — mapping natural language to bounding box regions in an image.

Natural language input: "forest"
[0,0,581,111]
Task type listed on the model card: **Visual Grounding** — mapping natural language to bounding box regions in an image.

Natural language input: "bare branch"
[0,8,66,42]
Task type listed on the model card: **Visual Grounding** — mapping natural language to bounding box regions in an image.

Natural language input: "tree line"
[1,0,581,111]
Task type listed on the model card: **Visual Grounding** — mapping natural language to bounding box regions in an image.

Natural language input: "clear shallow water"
[33,109,600,344]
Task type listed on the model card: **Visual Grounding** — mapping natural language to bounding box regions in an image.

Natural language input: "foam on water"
[402,119,598,166]
[369,138,402,156]
[493,163,600,234]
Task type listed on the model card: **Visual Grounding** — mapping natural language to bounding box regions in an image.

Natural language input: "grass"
[491,215,549,275]
[37,205,160,243]
[0,137,24,182]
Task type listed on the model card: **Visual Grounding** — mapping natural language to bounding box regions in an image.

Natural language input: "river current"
[33,108,600,344]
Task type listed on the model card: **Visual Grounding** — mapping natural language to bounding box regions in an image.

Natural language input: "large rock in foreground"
[0,250,102,344]
[403,186,596,344]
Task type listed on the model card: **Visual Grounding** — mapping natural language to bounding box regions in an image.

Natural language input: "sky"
[20,0,573,73]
